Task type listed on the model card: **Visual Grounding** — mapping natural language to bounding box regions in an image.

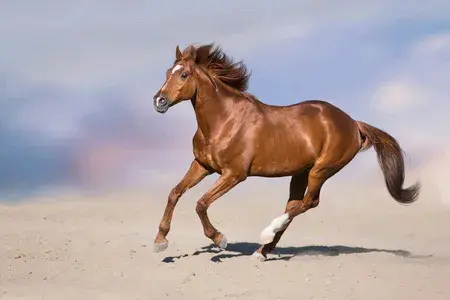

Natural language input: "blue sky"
[1,1,449,202]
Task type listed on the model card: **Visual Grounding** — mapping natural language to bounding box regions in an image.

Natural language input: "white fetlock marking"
[271,213,290,231]
[260,227,276,244]
[260,213,290,244]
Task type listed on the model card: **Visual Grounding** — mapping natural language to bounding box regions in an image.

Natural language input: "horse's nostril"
[158,97,167,105]
[154,96,167,106]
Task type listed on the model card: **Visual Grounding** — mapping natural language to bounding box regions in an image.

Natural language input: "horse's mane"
[181,43,251,93]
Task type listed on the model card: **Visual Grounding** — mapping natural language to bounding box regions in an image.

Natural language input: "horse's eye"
[181,72,189,79]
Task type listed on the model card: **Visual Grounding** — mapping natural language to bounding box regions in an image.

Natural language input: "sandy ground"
[1,186,450,300]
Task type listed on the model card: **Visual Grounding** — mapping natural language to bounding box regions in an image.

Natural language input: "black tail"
[357,121,420,204]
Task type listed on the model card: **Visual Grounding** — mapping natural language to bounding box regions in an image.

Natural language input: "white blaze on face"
[171,64,183,74]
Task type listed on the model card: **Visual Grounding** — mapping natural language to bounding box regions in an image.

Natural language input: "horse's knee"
[195,200,208,215]
[168,186,182,205]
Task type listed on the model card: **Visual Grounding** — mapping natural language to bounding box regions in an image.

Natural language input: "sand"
[1,186,450,300]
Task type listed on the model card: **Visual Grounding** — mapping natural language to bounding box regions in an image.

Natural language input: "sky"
[1,1,449,204]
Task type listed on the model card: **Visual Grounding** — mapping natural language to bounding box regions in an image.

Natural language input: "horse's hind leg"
[255,162,344,261]
[253,171,309,260]
[285,167,329,218]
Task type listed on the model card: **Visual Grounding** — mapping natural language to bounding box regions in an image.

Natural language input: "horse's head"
[153,45,203,114]
[153,43,249,114]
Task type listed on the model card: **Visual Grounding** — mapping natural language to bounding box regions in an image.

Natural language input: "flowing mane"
[181,43,251,93]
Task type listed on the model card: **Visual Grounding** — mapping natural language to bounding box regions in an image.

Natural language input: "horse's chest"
[193,129,241,172]
[194,143,222,171]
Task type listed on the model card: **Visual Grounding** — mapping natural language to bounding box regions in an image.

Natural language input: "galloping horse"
[152,43,420,260]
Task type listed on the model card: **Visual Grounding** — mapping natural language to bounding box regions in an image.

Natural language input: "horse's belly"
[248,152,314,177]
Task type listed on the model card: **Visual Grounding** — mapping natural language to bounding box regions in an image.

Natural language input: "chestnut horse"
[152,43,420,260]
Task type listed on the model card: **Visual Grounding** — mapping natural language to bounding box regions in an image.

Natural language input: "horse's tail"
[356,121,420,204]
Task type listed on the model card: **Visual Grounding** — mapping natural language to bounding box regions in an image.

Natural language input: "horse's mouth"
[154,103,169,114]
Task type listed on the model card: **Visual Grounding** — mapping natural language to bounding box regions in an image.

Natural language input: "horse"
[151,43,420,261]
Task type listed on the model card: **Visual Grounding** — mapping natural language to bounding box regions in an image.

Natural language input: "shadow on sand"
[161,242,433,263]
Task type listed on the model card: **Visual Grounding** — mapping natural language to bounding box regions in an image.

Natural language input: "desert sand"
[1,180,450,300]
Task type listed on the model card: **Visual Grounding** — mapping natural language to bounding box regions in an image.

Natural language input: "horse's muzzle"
[153,94,170,114]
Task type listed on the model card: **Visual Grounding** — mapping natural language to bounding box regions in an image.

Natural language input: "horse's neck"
[192,86,245,142]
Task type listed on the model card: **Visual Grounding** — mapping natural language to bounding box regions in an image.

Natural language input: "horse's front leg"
[154,160,211,252]
[195,170,245,248]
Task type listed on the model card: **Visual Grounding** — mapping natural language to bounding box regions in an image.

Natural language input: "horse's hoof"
[153,241,169,253]
[216,233,228,249]
[251,251,267,262]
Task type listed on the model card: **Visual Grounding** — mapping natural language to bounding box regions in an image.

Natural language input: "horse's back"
[261,99,356,135]
[250,99,360,176]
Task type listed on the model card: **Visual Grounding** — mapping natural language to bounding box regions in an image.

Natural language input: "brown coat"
[152,44,420,259]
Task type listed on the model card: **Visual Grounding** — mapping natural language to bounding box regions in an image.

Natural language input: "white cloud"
[411,34,450,61]
[370,34,450,114]
[363,33,450,207]
[1,0,450,198]
[1,0,449,89]
[371,79,424,113]
[369,33,450,122]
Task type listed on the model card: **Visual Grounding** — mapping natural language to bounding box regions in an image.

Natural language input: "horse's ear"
[184,45,197,61]
[195,44,211,65]
[175,45,182,60]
